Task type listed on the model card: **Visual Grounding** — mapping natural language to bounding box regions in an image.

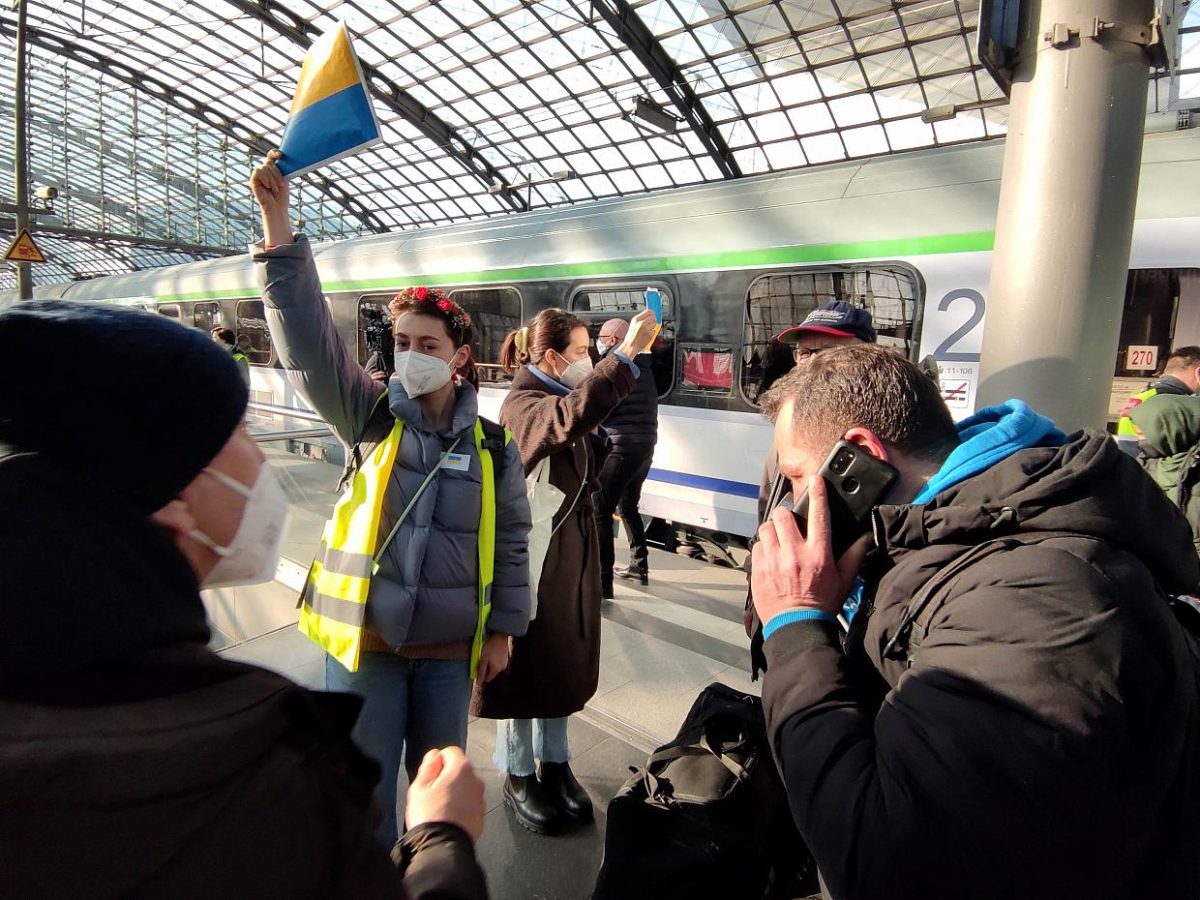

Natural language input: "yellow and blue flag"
[277,23,382,179]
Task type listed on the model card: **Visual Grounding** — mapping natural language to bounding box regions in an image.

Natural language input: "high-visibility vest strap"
[1117,387,1157,436]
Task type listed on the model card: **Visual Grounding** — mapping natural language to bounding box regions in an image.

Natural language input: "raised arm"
[502,353,636,468]
[248,154,380,446]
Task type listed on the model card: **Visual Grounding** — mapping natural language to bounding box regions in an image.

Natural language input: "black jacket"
[0,449,487,900]
[762,432,1200,900]
[601,350,658,449]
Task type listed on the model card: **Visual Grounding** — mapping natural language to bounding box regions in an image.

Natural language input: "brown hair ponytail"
[500,308,588,374]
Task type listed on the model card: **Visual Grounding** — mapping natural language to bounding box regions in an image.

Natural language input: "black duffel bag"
[592,682,816,900]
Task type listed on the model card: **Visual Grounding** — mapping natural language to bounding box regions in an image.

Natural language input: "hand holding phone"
[786,440,897,560]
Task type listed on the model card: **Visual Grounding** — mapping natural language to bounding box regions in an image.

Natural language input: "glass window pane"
[159,304,180,320]
[235,300,273,365]
[192,301,222,331]
[450,287,522,384]
[358,296,395,375]
[741,266,922,403]
[681,346,733,395]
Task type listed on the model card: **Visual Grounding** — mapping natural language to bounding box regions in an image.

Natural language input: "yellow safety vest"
[298,412,508,677]
[1117,386,1158,437]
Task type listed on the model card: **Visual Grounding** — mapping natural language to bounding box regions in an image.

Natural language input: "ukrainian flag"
[276,23,382,179]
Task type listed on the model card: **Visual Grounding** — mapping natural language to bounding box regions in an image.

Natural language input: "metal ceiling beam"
[591,0,742,179]
[0,17,390,236]
[225,0,529,213]
[2,222,240,257]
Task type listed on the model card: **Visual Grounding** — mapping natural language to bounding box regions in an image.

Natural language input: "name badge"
[444,452,472,473]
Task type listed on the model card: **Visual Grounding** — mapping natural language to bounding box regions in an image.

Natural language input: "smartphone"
[786,440,898,559]
[644,287,663,324]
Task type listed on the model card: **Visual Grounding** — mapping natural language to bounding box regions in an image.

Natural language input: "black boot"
[503,774,563,835]
[539,761,594,825]
[601,577,614,600]
[614,563,648,586]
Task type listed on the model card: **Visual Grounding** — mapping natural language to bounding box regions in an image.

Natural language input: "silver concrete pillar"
[13,0,32,300]
[976,0,1154,431]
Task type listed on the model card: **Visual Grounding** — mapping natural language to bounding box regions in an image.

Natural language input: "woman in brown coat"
[474,306,657,835]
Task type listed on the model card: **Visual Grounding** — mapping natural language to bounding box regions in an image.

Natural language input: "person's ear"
[451,343,471,371]
[149,498,196,539]
[842,427,890,462]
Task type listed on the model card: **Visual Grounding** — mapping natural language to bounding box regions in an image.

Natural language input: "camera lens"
[831,450,852,475]
[842,476,860,494]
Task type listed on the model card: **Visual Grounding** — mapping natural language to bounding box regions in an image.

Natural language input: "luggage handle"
[642,725,753,800]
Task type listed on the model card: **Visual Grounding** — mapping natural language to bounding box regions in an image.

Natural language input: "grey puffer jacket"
[252,237,531,649]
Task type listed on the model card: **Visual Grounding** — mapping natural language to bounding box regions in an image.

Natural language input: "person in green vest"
[211,326,250,384]
[1115,346,1200,455]
[250,152,532,847]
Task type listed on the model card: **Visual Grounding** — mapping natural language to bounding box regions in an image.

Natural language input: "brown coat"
[473,355,635,719]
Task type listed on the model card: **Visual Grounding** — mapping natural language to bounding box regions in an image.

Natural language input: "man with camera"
[752,344,1200,899]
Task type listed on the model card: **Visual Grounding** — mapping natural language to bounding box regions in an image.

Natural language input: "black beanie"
[0,300,249,512]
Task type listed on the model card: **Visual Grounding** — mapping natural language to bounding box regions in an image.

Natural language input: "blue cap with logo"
[775,300,876,345]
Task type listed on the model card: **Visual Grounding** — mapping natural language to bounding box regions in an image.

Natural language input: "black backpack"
[592,683,816,900]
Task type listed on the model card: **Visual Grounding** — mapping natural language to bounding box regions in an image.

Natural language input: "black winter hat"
[0,300,249,512]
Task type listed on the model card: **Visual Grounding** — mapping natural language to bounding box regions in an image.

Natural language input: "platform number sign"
[1126,345,1159,372]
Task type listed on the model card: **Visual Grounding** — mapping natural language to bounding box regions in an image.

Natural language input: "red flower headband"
[389,286,471,334]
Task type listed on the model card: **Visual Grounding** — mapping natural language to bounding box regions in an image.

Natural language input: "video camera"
[361,305,394,378]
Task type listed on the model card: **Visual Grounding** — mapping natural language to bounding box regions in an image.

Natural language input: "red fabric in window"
[683,349,732,388]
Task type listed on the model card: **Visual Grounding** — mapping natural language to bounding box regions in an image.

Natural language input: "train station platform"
[207,446,758,898]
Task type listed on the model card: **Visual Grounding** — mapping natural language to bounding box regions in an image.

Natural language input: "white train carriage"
[12,129,1200,550]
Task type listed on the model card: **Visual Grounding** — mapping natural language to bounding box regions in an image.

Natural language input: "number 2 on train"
[933,289,986,362]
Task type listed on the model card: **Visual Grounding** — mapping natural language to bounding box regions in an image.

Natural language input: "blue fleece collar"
[913,399,1067,505]
[527,363,571,396]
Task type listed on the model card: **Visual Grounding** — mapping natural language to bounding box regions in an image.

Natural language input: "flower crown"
[389,286,471,334]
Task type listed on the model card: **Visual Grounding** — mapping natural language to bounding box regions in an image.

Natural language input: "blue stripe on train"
[647,468,759,499]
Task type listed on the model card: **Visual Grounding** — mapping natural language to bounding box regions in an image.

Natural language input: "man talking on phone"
[752,344,1200,900]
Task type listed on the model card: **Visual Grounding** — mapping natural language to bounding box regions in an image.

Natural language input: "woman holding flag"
[249,153,531,848]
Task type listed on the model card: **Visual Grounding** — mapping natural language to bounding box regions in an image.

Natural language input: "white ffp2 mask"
[393,350,453,398]
[190,465,290,588]
[556,355,594,389]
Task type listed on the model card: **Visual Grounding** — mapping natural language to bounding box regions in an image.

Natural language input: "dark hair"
[1165,346,1200,373]
[760,344,958,464]
[389,288,479,389]
[212,327,235,345]
[499,308,588,373]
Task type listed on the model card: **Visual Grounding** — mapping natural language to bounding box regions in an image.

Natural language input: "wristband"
[762,608,836,640]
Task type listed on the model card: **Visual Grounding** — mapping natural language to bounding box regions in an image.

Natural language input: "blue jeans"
[494,716,571,776]
[325,653,472,846]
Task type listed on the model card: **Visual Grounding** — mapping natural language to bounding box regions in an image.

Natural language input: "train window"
[192,301,222,332]
[450,287,522,384]
[570,283,675,398]
[159,304,180,320]
[357,297,395,375]
[680,345,733,395]
[235,300,273,365]
[741,266,922,404]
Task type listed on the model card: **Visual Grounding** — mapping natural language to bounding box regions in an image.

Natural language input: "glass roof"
[0,0,1185,291]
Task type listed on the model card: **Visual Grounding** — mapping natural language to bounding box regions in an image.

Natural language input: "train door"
[1109,268,1200,423]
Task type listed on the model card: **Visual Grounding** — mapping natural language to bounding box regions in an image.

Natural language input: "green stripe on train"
[154,230,995,303]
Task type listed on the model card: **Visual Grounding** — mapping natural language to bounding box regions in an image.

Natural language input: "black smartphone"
[786,440,898,559]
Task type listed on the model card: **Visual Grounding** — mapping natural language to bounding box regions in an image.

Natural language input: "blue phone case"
[645,288,663,323]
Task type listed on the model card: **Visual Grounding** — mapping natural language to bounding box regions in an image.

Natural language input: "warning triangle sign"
[3,229,46,264]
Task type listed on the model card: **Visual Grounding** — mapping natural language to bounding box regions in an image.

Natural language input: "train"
[7,127,1200,557]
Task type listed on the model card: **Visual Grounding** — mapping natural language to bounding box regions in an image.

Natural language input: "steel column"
[976,0,1155,430]
[13,0,32,299]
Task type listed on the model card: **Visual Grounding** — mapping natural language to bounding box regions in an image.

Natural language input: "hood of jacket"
[0,448,209,689]
[875,427,1200,596]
